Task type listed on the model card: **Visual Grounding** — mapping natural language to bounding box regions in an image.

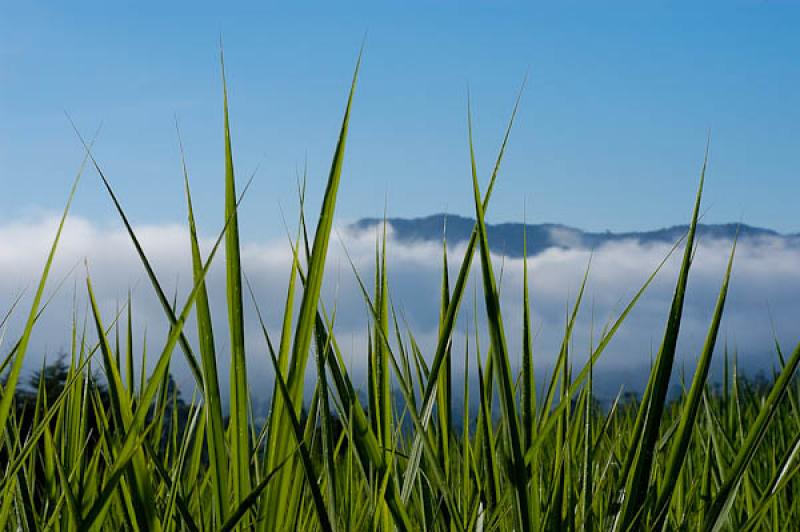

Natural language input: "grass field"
[2,51,800,531]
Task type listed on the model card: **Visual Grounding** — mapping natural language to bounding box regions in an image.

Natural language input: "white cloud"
[1,214,798,404]
[546,226,584,248]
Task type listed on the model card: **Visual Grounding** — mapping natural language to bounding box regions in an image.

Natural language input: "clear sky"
[2,1,799,239]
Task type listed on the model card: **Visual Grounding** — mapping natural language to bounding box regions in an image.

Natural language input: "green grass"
[2,50,800,531]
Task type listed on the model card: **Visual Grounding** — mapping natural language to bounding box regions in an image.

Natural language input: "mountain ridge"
[350,214,800,257]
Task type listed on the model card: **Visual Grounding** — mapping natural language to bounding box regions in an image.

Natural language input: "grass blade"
[220,44,252,508]
[467,95,531,532]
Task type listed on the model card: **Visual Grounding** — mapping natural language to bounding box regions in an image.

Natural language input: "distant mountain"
[350,214,800,257]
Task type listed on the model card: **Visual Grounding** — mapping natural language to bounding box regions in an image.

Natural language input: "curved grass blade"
[467,96,531,532]
[68,122,205,393]
[0,140,86,435]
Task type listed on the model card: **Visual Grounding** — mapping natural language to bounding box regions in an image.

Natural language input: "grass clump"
[2,49,800,531]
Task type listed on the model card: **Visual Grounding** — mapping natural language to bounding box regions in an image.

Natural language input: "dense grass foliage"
[2,52,800,531]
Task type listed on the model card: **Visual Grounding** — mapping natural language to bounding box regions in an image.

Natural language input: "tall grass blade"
[615,148,708,530]
[0,147,85,434]
[401,80,525,501]
[467,96,531,532]
[219,45,253,509]
[178,129,230,526]
[653,235,737,527]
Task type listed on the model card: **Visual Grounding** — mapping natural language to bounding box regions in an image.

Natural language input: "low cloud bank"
[2,215,798,404]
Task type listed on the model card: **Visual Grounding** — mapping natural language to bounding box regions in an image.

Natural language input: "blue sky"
[2,1,799,239]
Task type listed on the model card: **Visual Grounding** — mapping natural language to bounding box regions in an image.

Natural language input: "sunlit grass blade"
[87,273,160,531]
[285,46,360,406]
[263,46,361,530]
[218,459,291,532]
[0,143,85,435]
[615,147,708,530]
[467,95,531,532]
[475,331,499,511]
[341,236,466,531]
[437,220,452,488]
[521,216,536,454]
[401,79,525,502]
[741,429,800,531]
[283,205,416,530]
[652,234,737,527]
[83,174,240,532]
[703,337,800,531]
[219,44,252,509]
[69,122,205,392]
[178,124,230,525]
[375,215,392,532]
[255,298,333,532]
[581,357,594,531]
[157,401,203,532]
[311,306,339,532]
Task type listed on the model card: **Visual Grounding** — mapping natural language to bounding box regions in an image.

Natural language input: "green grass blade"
[220,45,252,508]
[467,96,531,532]
[703,337,800,531]
[615,149,708,530]
[178,126,230,525]
[285,47,360,405]
[218,459,291,532]
[87,274,160,531]
[125,290,134,395]
[257,304,333,532]
[653,235,737,526]
[476,334,499,511]
[70,124,205,393]
[340,237,466,531]
[263,47,361,530]
[0,146,84,435]
[521,215,536,452]
[741,430,800,531]
[401,81,525,502]
[437,221,452,484]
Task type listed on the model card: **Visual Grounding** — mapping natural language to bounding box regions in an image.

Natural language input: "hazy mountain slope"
[351,214,799,257]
